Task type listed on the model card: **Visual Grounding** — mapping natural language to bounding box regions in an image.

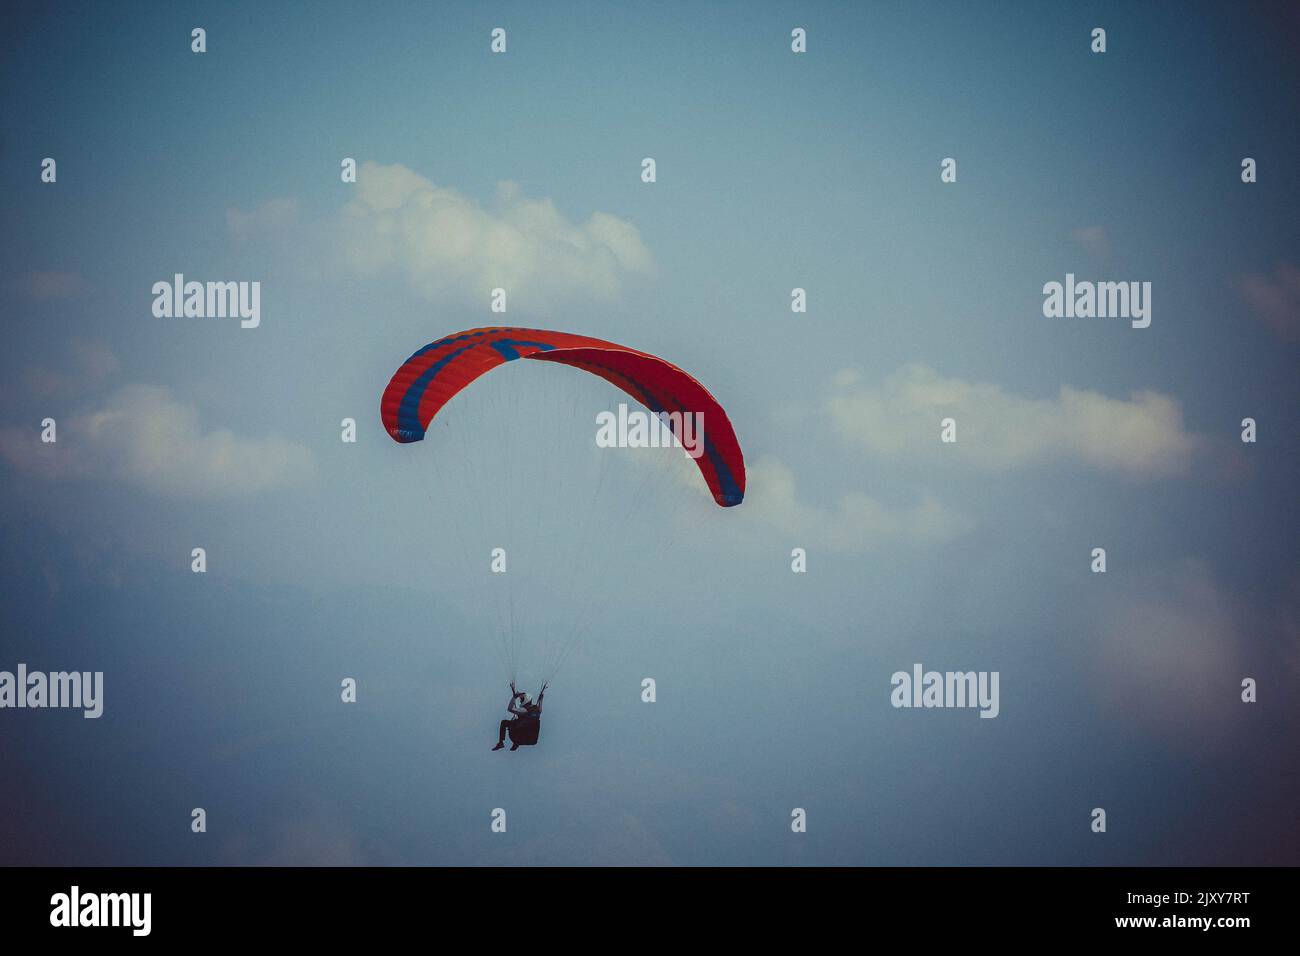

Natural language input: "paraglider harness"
[506,683,545,747]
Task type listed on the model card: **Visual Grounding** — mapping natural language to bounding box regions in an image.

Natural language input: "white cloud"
[1237,262,1300,342]
[746,455,974,552]
[827,364,1200,478]
[0,384,314,498]
[335,162,653,308]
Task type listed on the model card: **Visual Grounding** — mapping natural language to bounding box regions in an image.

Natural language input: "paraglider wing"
[380,327,745,506]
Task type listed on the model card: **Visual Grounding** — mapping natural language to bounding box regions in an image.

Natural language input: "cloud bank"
[333,162,653,309]
[0,384,314,498]
[827,365,1200,478]
[746,455,974,552]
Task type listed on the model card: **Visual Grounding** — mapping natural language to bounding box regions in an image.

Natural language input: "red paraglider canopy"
[381,327,745,507]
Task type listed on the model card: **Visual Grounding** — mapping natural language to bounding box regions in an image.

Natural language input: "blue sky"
[1,1,1297,865]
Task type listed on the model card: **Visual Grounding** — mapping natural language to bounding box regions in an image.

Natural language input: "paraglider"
[380,326,746,746]
[381,327,745,507]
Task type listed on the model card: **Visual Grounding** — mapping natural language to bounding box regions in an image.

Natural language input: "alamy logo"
[595,403,705,459]
[151,273,261,328]
[50,886,151,936]
[0,664,103,718]
[1042,273,1151,328]
[890,663,1000,718]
